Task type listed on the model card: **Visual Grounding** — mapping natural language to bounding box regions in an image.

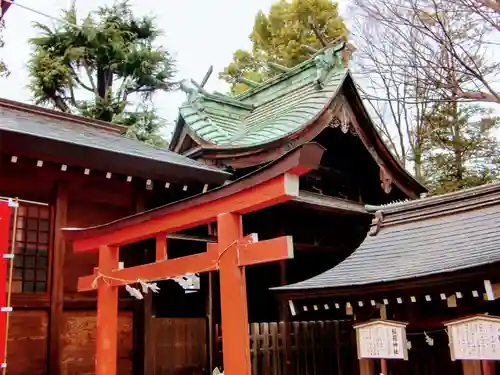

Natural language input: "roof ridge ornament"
[314,43,346,89]
[380,167,394,194]
[180,77,254,111]
[179,79,207,103]
[368,210,384,236]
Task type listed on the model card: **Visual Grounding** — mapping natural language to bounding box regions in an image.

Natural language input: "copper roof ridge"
[233,42,347,101]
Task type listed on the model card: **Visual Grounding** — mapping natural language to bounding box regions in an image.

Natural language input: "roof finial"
[190,79,210,95]
[308,16,328,47]
[179,79,209,105]
[237,76,259,88]
[200,65,213,88]
[267,61,290,73]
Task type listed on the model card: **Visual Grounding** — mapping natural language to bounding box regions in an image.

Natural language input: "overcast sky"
[0,0,345,137]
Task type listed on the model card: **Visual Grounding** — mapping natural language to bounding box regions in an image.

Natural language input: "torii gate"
[63,144,323,375]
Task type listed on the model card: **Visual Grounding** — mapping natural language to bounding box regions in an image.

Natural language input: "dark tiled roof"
[275,183,500,291]
[0,103,226,176]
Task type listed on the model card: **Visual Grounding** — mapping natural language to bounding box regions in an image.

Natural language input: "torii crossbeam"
[63,143,324,375]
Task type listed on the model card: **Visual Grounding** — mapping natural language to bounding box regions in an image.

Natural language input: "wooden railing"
[214,320,356,375]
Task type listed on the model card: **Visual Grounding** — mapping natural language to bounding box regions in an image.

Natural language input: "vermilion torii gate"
[63,144,324,375]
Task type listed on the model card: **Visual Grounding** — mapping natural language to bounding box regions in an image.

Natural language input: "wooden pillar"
[207,272,214,373]
[48,184,68,375]
[217,213,251,375]
[359,360,374,375]
[278,260,293,374]
[96,245,119,375]
[132,192,155,375]
[462,361,482,375]
[0,202,11,369]
[142,289,153,375]
[482,361,494,375]
[206,222,217,374]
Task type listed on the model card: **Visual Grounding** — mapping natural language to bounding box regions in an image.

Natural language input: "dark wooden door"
[152,318,207,375]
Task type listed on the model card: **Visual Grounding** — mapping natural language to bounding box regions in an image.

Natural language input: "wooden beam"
[237,236,293,266]
[79,252,214,291]
[79,236,293,292]
[291,190,368,215]
[71,173,299,252]
[96,246,119,375]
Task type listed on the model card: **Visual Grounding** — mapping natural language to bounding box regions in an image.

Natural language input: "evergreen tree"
[220,0,348,95]
[0,21,9,78]
[421,103,500,194]
[27,0,175,146]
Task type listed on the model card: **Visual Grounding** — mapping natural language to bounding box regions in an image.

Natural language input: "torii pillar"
[66,169,310,375]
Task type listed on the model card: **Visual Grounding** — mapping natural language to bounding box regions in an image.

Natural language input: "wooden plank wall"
[7,311,49,375]
[151,318,207,375]
[60,311,133,375]
[214,320,356,375]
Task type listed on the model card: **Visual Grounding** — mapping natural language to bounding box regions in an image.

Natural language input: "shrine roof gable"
[171,43,349,149]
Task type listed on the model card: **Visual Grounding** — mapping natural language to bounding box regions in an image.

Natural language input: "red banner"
[0,201,11,368]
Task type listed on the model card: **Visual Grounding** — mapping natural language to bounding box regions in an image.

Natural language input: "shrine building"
[0,4,498,375]
[277,181,500,375]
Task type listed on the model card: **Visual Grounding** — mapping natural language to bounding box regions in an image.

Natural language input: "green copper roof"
[178,44,349,148]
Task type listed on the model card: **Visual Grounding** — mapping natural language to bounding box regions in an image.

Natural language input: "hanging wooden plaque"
[353,320,409,360]
[445,314,500,361]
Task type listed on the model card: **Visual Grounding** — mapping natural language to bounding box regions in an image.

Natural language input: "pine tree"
[28,0,174,146]
[421,103,500,194]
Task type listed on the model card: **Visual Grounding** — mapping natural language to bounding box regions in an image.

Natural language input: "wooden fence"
[152,318,207,375]
[214,320,356,375]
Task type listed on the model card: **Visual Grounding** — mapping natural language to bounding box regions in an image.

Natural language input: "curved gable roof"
[170,43,426,198]
[173,44,348,148]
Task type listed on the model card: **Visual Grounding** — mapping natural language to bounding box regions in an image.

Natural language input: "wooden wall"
[7,311,49,375]
[60,311,133,375]
[0,153,140,375]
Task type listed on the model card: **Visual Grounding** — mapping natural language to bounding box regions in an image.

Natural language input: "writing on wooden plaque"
[353,320,409,360]
[445,314,500,361]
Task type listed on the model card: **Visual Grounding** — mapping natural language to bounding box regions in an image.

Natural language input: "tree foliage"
[0,21,9,78]
[349,0,500,192]
[421,103,500,194]
[351,0,500,105]
[220,0,348,95]
[115,105,168,148]
[27,0,175,145]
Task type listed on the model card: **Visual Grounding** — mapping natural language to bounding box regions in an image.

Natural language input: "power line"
[2,0,79,28]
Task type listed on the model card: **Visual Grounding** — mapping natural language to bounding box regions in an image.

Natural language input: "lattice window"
[9,203,51,293]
